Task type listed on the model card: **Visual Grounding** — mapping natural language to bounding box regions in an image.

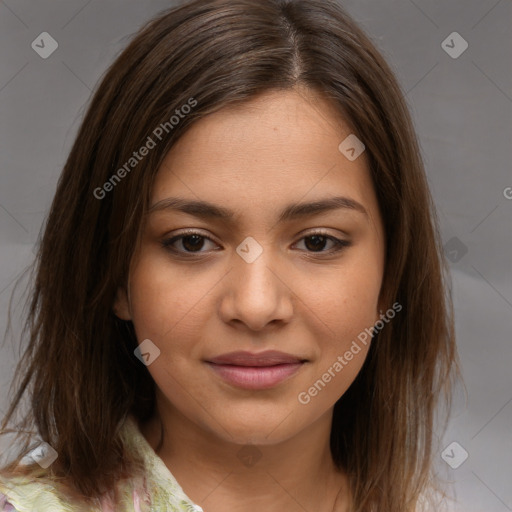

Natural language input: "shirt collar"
[121,415,204,512]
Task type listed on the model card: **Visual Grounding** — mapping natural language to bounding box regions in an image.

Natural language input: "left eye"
[294,234,350,253]
[161,232,350,255]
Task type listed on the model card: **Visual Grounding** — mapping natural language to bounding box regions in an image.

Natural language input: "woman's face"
[115,88,385,445]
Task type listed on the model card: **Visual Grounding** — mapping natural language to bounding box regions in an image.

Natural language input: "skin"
[114,87,386,512]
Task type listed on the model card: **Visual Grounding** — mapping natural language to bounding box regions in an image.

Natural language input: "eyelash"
[160,229,351,257]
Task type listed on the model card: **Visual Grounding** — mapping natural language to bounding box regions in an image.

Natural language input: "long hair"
[0,0,461,510]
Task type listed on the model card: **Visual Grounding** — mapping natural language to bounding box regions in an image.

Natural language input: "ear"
[113,286,132,321]
[374,297,386,325]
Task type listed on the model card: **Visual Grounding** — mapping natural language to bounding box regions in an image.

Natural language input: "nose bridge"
[234,239,280,300]
[221,238,293,329]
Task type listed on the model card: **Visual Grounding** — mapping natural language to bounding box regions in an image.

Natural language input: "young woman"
[0,0,461,510]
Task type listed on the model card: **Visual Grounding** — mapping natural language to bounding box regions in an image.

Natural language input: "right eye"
[161,231,220,255]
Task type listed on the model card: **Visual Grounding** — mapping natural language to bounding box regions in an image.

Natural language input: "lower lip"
[206,362,303,390]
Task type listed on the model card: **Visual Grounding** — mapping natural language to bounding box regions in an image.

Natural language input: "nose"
[218,248,294,332]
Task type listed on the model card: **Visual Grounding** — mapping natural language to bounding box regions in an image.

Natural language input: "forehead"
[150,88,379,226]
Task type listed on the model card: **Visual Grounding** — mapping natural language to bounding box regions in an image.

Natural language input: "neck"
[139,400,350,512]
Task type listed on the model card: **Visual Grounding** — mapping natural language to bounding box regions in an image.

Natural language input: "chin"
[203,410,306,446]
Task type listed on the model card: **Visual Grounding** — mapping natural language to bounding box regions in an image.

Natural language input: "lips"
[205,350,307,390]
[207,350,305,366]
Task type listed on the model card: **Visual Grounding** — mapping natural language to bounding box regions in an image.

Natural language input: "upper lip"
[206,350,306,367]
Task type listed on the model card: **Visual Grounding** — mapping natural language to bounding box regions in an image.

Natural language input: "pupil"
[305,235,327,252]
[183,235,204,252]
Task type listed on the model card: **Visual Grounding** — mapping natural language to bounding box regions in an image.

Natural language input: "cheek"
[294,270,377,413]
[304,257,382,341]
[127,259,209,398]
[297,251,381,398]
[127,253,212,343]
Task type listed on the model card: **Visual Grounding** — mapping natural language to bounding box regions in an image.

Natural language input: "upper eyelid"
[165,228,346,241]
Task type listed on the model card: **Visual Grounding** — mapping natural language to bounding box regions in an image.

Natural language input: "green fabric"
[0,416,204,512]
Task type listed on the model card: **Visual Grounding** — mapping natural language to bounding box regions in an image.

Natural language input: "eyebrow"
[147,195,368,223]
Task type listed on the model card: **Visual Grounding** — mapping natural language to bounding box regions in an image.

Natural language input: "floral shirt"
[0,416,204,512]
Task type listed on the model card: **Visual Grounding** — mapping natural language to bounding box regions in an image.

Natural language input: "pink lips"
[206,350,306,390]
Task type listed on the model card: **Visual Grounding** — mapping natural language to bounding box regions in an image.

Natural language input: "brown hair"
[0,0,462,510]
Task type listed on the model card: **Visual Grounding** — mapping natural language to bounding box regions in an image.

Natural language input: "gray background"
[0,0,511,510]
